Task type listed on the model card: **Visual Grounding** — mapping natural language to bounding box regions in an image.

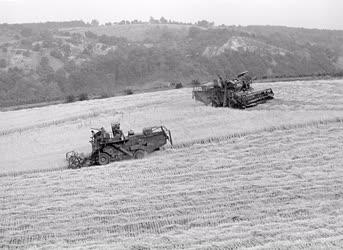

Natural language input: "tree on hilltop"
[196,20,214,27]
[91,19,99,26]
[160,17,168,24]
[149,17,159,24]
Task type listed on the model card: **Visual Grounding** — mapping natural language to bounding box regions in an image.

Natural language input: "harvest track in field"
[1,121,343,249]
[1,116,341,178]
[1,79,343,174]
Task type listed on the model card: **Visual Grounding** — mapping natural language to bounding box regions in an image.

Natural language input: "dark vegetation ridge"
[1,19,343,106]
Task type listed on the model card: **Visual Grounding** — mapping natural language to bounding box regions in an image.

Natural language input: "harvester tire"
[98,153,110,165]
[134,150,146,159]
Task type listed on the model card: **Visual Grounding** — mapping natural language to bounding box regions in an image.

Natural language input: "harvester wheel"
[98,153,110,165]
[134,150,146,159]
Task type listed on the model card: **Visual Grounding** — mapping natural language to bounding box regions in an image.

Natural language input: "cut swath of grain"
[1,79,343,174]
[1,121,343,249]
[170,117,343,149]
[1,116,342,178]
[0,109,120,137]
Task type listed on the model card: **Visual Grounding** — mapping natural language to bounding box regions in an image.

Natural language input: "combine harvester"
[192,71,274,109]
[66,123,172,169]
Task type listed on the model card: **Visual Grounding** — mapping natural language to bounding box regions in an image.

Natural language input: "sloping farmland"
[1,120,342,249]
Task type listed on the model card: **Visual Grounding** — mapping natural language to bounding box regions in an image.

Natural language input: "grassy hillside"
[63,23,192,42]
[1,22,343,106]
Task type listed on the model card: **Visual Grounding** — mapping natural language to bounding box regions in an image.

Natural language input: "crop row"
[1,121,342,248]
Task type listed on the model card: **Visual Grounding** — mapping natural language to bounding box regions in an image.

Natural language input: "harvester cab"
[236,71,252,91]
[220,71,252,92]
[111,123,125,141]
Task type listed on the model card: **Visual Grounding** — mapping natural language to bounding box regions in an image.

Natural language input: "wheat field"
[1,79,343,249]
[1,120,343,249]
[0,79,342,174]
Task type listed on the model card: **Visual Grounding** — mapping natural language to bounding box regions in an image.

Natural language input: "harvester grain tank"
[192,71,274,109]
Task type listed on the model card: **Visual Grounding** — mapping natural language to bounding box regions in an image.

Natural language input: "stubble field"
[0,79,342,174]
[1,79,343,249]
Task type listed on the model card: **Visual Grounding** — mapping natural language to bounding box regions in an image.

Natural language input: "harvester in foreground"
[192,71,274,109]
[66,123,172,169]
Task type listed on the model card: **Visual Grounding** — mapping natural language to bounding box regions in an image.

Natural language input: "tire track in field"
[168,116,343,150]
[0,108,120,137]
[2,80,343,174]
[1,122,343,249]
[1,116,342,178]
[0,92,174,137]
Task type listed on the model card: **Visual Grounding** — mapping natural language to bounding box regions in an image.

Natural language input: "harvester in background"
[66,123,172,169]
[192,71,274,109]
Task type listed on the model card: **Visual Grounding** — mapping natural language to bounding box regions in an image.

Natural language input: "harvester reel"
[66,151,87,169]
